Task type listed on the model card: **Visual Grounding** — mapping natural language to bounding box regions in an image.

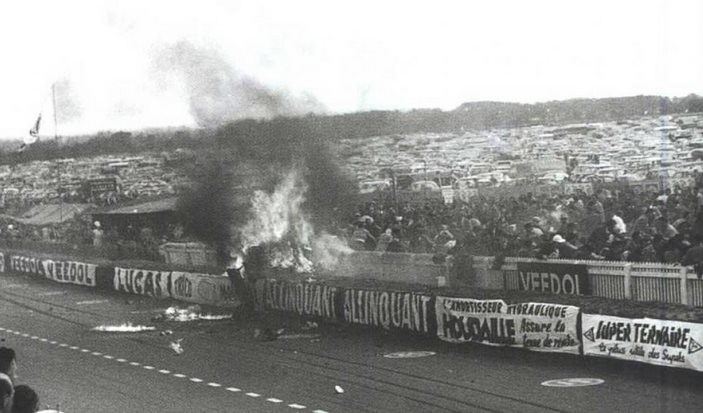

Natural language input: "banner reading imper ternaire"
[582,314,703,372]
[435,297,580,354]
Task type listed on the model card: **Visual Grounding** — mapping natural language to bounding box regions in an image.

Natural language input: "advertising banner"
[342,288,434,335]
[113,267,170,298]
[516,261,590,295]
[582,314,703,372]
[255,279,339,320]
[9,254,96,287]
[170,272,231,306]
[435,297,580,354]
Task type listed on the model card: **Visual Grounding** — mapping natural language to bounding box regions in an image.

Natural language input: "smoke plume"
[152,41,325,126]
[53,77,82,123]
[177,119,360,272]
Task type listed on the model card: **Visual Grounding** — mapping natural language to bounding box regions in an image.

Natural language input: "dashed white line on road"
[37,291,64,296]
[1,325,327,412]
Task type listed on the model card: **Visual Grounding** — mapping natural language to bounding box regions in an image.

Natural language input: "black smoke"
[176,117,360,266]
[151,41,325,126]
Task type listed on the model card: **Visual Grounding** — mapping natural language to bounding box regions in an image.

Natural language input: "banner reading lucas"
[435,297,580,354]
[582,314,703,372]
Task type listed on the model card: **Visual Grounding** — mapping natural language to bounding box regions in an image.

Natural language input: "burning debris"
[236,169,353,274]
[169,339,184,355]
[156,306,233,322]
[91,323,156,333]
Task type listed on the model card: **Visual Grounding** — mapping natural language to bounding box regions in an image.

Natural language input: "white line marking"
[158,369,171,374]
[92,352,102,356]
[0,328,5,331]
[80,349,90,353]
[129,362,140,366]
[21,333,29,337]
[172,373,186,378]
[30,336,38,339]
[59,343,68,347]
[37,291,64,296]
[13,332,20,335]
[288,403,306,409]
[313,410,331,413]
[226,387,241,392]
[267,398,283,403]
[49,340,57,344]
[116,358,127,363]
[39,338,48,342]
[246,393,261,398]
[143,366,155,370]
[103,355,114,360]
[189,378,203,383]
[69,346,79,350]
[76,299,109,305]
[207,382,222,387]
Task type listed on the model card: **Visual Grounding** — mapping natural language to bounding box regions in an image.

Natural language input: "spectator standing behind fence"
[92,221,104,247]
[350,222,375,251]
[375,228,393,252]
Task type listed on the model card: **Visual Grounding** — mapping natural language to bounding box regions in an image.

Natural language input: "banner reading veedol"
[517,261,589,295]
[582,314,703,372]
[435,297,580,354]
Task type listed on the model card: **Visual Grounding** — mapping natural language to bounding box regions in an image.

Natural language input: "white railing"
[483,256,703,307]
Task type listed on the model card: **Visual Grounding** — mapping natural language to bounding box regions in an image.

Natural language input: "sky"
[0,0,701,139]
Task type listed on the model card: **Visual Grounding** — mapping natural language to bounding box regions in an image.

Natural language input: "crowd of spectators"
[343,179,703,270]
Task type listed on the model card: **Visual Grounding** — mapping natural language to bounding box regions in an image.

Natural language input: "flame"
[92,323,156,332]
[163,306,232,322]
[237,169,351,273]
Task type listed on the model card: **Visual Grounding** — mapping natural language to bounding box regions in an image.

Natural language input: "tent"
[1,203,92,226]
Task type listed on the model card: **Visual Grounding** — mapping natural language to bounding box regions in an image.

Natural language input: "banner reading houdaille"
[582,314,703,372]
[435,297,580,354]
[516,261,589,295]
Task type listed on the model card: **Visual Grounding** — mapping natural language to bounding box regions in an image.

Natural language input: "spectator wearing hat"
[553,234,578,259]
[92,221,104,248]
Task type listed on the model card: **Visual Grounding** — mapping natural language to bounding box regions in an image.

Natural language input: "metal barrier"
[494,256,703,307]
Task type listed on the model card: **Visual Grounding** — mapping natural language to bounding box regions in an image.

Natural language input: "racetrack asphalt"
[1,273,702,413]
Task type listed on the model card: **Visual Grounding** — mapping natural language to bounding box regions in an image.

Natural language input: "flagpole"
[53,83,62,224]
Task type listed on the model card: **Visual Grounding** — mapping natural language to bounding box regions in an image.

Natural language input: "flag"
[29,113,41,137]
[18,113,42,154]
